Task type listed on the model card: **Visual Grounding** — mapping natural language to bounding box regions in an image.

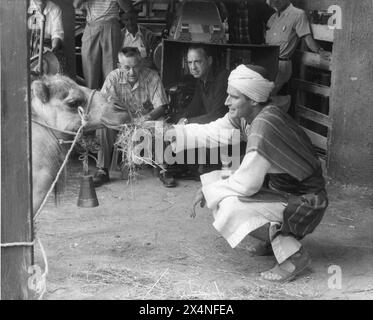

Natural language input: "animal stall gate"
[291,20,334,172]
[160,39,279,116]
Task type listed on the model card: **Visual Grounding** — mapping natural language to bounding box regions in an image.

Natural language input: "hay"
[114,117,165,185]
[69,262,320,300]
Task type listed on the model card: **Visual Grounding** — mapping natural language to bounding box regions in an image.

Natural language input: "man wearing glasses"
[93,47,169,187]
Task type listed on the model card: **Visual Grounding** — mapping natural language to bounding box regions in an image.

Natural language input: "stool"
[110,145,129,180]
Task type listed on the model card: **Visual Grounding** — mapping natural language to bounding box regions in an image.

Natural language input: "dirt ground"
[35,158,373,300]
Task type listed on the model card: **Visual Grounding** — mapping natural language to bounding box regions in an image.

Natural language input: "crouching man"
[165,64,328,282]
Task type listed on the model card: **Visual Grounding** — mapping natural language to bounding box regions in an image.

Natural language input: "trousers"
[81,19,122,89]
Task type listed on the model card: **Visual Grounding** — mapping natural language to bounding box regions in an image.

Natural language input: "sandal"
[247,242,274,256]
[260,248,311,283]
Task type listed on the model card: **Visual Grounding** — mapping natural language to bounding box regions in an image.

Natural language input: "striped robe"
[243,105,328,239]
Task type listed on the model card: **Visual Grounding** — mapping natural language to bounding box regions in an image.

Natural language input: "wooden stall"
[291,0,373,187]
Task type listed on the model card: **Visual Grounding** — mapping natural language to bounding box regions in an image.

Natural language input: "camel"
[31,74,128,214]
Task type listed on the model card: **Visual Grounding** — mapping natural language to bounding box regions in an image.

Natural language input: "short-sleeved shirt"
[83,0,120,23]
[121,26,157,58]
[28,0,64,40]
[122,29,147,58]
[101,67,169,116]
[266,4,311,59]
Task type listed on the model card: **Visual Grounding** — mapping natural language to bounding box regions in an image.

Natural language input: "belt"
[279,58,291,61]
[86,18,119,27]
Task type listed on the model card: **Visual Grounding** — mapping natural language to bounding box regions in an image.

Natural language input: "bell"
[77,175,99,208]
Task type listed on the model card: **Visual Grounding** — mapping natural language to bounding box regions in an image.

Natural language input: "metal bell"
[77,175,99,208]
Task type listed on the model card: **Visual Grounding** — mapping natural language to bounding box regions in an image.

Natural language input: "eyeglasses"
[117,63,140,71]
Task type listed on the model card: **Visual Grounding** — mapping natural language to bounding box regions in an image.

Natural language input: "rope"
[1,241,35,248]
[34,237,49,300]
[33,122,84,220]
[0,238,48,300]
[33,90,95,220]
[31,119,78,136]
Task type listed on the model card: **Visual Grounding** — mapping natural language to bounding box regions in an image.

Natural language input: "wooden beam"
[311,23,334,42]
[296,104,332,128]
[1,0,33,300]
[294,50,331,71]
[292,78,330,97]
[301,126,328,151]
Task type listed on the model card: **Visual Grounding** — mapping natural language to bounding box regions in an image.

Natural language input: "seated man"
[120,9,159,69]
[93,47,169,187]
[166,64,328,282]
[175,44,229,125]
[28,0,65,73]
[166,44,230,180]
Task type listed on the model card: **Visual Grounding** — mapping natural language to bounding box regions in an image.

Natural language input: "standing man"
[93,47,169,187]
[28,0,64,56]
[233,0,275,45]
[165,64,328,282]
[266,0,327,94]
[73,0,133,89]
[120,9,158,69]
[176,44,229,125]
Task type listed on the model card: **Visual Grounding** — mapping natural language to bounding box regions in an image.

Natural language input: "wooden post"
[1,0,34,299]
[292,0,373,187]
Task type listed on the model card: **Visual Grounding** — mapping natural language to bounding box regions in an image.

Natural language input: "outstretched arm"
[165,113,243,154]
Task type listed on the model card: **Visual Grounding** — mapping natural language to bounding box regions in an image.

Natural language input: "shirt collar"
[125,26,142,39]
[28,1,51,15]
[277,3,293,17]
[200,67,215,85]
[119,68,144,90]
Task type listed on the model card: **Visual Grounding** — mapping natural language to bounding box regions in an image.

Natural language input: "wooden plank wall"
[293,0,373,187]
[1,0,33,299]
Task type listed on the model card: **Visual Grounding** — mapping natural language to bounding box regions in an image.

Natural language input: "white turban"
[228,65,274,103]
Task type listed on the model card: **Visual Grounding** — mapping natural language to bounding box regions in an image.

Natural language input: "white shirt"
[122,28,147,58]
[28,0,64,41]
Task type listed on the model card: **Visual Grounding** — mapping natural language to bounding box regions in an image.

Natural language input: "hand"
[319,48,332,61]
[177,117,188,125]
[143,113,152,121]
[191,188,206,218]
[164,127,177,143]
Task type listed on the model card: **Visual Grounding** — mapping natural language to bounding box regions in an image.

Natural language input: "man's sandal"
[260,248,311,283]
[247,242,274,256]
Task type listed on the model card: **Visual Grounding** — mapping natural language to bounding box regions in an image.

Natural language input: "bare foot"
[260,249,311,282]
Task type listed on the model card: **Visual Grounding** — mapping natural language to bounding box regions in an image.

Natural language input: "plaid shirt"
[101,67,168,117]
[232,0,275,44]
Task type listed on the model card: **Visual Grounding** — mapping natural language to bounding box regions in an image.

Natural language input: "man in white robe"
[165,64,328,282]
